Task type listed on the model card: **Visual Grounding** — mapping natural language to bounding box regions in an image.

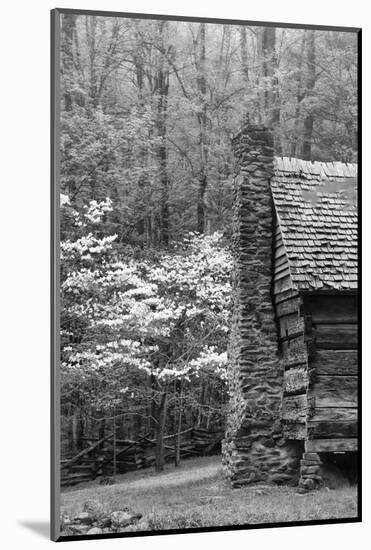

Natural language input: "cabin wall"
[273,224,309,441]
[303,293,358,453]
[273,228,358,489]
[273,227,358,456]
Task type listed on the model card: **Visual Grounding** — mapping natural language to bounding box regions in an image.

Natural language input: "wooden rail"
[61,433,113,470]
[61,427,224,486]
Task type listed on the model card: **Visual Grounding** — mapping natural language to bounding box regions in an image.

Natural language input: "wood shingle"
[271,157,357,291]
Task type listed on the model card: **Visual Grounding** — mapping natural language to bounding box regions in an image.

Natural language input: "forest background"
[59,13,357,470]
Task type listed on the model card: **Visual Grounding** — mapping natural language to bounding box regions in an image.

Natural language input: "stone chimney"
[222,117,301,486]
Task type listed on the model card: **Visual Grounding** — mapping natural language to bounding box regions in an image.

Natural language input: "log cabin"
[222,118,358,490]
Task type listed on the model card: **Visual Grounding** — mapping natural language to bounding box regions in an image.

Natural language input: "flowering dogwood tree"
[60,195,231,468]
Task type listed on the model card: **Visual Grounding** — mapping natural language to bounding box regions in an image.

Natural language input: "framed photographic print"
[51,7,361,542]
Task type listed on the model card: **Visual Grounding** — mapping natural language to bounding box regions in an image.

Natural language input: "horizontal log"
[274,243,286,260]
[281,394,307,422]
[109,460,140,467]
[303,294,357,323]
[163,427,194,439]
[281,343,307,368]
[314,324,358,349]
[193,428,222,435]
[305,438,358,453]
[312,407,357,423]
[275,254,289,270]
[275,228,283,241]
[81,437,133,444]
[61,433,113,470]
[279,314,304,339]
[274,288,300,304]
[61,474,93,485]
[274,274,293,295]
[281,334,305,349]
[312,350,358,376]
[314,375,357,408]
[283,367,308,395]
[276,297,301,318]
[307,420,358,439]
[114,432,151,460]
[282,422,306,440]
[274,266,291,281]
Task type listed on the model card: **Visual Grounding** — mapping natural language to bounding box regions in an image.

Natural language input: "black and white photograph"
[51,7,360,541]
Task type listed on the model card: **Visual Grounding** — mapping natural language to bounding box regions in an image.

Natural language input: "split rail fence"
[61,427,224,486]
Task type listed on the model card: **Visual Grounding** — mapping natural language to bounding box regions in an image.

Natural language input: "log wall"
[273,235,358,457]
[273,224,309,441]
[303,293,358,453]
[273,246,358,489]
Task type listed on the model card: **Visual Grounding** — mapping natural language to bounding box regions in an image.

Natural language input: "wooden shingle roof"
[271,157,358,291]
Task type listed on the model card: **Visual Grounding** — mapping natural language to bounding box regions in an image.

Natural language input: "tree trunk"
[61,14,76,111]
[86,16,99,108]
[149,373,158,438]
[290,33,307,158]
[77,411,85,451]
[205,381,214,430]
[98,417,106,450]
[155,391,168,471]
[71,409,78,454]
[133,49,152,243]
[197,23,208,234]
[239,27,249,81]
[198,382,206,427]
[302,31,316,160]
[112,413,117,479]
[261,27,281,153]
[155,22,170,245]
[175,381,183,467]
[261,28,275,113]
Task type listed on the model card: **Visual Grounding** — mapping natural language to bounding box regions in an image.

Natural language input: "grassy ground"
[61,455,357,533]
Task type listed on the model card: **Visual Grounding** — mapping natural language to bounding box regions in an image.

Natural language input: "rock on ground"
[110,510,142,529]
[87,527,103,535]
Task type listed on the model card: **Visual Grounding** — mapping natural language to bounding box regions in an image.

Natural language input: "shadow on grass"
[19,521,50,539]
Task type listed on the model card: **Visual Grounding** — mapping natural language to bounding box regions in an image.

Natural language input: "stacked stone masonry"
[299,453,323,491]
[222,119,302,487]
